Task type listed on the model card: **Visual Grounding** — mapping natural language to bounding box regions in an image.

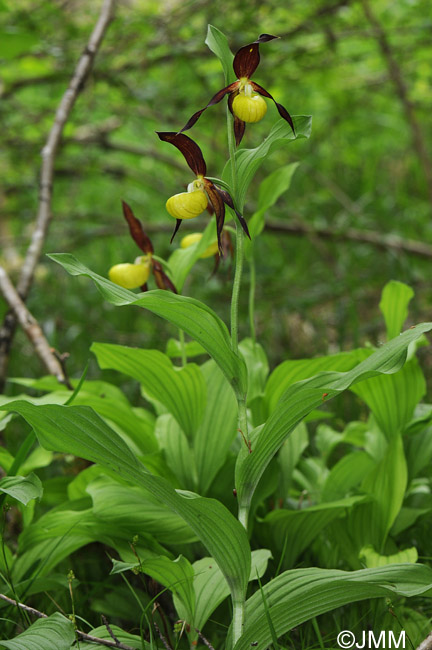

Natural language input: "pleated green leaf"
[0,401,251,608]
[92,343,205,440]
[236,323,432,515]
[206,24,234,84]
[265,349,368,416]
[234,564,432,649]
[379,280,414,340]
[76,625,149,650]
[224,117,311,211]
[257,496,366,569]
[155,414,197,490]
[167,220,217,292]
[194,360,238,494]
[360,544,418,568]
[48,254,247,396]
[351,358,425,438]
[175,549,271,634]
[111,554,195,622]
[0,473,43,505]
[322,451,375,502]
[0,612,74,650]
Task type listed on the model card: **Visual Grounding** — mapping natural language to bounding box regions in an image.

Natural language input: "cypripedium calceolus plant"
[179,33,295,146]
[108,201,177,292]
[157,131,249,252]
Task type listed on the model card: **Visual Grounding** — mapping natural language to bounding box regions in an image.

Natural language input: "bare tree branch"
[361,0,432,208]
[0,593,136,650]
[0,267,72,387]
[0,0,116,392]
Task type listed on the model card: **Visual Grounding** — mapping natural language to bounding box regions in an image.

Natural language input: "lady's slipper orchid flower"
[108,201,177,293]
[157,131,249,253]
[179,34,295,146]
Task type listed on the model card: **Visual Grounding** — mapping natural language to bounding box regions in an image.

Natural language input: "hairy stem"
[178,328,187,367]
[248,243,257,345]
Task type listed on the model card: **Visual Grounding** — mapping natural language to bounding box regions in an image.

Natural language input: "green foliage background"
[1,0,431,377]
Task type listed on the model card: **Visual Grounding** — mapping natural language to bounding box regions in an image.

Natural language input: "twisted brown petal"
[170,218,183,244]
[122,201,154,254]
[156,132,207,176]
[152,259,177,293]
[250,82,295,135]
[233,34,278,79]
[204,180,226,255]
[216,187,250,239]
[178,81,239,133]
[228,91,246,147]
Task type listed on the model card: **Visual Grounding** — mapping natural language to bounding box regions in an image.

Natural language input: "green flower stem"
[232,599,244,648]
[231,224,244,356]
[248,242,257,346]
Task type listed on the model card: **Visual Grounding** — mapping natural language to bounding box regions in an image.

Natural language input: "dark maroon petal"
[228,92,246,146]
[170,218,183,244]
[178,81,239,134]
[233,34,278,79]
[250,82,295,135]
[122,201,154,254]
[216,187,250,239]
[156,132,207,176]
[140,282,149,292]
[152,259,177,293]
[204,180,225,255]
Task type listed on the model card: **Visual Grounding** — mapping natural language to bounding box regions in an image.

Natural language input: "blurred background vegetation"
[1,0,431,388]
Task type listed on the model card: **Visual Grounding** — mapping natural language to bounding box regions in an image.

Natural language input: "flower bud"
[232,93,267,123]
[166,190,208,220]
[180,233,219,259]
[108,262,150,289]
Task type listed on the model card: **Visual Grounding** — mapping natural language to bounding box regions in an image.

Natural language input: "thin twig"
[153,620,173,650]
[0,593,136,650]
[417,631,432,650]
[102,614,120,645]
[0,0,116,392]
[361,0,432,208]
[196,628,216,650]
[0,267,72,387]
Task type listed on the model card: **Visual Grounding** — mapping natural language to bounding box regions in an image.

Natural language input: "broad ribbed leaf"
[380,280,414,340]
[223,117,312,211]
[76,625,149,650]
[205,24,234,84]
[0,612,74,650]
[322,451,375,502]
[175,550,271,634]
[257,497,366,569]
[155,414,197,490]
[351,358,425,439]
[236,323,432,516]
[0,473,42,505]
[234,564,432,649]
[360,544,418,568]
[111,554,195,622]
[361,435,407,548]
[239,339,269,403]
[92,343,205,440]
[168,220,216,292]
[265,349,368,416]
[247,163,299,244]
[195,360,238,494]
[0,401,251,608]
[48,254,246,395]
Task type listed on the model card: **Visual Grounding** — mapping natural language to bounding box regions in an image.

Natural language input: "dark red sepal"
[233,34,278,79]
[251,82,295,135]
[178,81,239,134]
[156,132,207,176]
[122,201,154,254]
[204,180,226,255]
[216,188,250,239]
[170,219,183,244]
[152,259,177,293]
[140,283,149,292]
[228,92,246,146]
